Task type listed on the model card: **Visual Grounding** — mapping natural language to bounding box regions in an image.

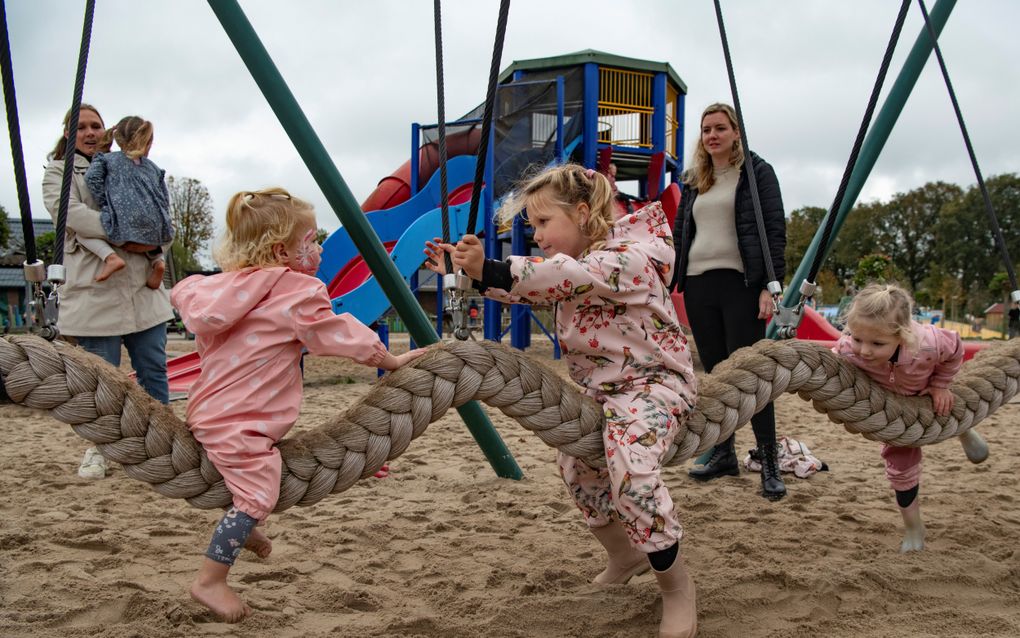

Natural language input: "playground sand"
[1,336,1018,638]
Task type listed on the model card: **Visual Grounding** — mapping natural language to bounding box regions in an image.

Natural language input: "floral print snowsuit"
[483,202,697,551]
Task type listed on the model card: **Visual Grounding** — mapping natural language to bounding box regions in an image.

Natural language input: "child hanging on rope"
[424,164,698,638]
[83,116,175,289]
[172,188,424,622]
[834,282,988,552]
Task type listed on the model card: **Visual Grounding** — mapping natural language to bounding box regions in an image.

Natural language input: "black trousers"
[684,269,777,448]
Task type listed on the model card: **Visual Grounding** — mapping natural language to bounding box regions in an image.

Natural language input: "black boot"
[758,442,787,501]
[688,436,739,482]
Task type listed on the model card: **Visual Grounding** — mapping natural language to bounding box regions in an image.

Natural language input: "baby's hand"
[424,238,454,275]
[377,348,428,371]
[920,386,955,416]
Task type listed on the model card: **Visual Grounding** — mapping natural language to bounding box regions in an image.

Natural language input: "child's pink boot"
[652,555,698,638]
[899,500,925,553]
[589,522,650,584]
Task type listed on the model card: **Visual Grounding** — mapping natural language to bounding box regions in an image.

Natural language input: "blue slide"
[330,194,484,323]
[317,155,477,286]
[316,154,483,325]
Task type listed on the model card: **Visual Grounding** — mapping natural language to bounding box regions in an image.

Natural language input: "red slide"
[325,182,476,299]
[361,128,482,212]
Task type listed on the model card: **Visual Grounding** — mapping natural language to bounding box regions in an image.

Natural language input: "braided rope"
[1,335,1016,512]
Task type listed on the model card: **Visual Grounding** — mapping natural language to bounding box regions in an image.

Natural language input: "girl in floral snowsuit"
[425,164,698,638]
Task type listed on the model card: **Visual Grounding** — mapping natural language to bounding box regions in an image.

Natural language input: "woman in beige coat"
[42,104,173,479]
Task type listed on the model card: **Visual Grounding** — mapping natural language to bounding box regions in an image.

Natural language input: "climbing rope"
[800,0,911,304]
[465,0,510,237]
[1,334,1016,512]
[916,0,1020,302]
[53,0,96,267]
[0,0,37,264]
[433,0,452,274]
[712,0,781,304]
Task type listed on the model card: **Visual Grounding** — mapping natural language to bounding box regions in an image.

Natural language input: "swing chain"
[443,272,474,341]
[773,280,816,340]
[23,261,62,340]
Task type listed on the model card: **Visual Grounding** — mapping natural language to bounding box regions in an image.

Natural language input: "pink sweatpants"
[881,444,922,492]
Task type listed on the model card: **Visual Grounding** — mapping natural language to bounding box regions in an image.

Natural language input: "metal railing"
[597,67,654,149]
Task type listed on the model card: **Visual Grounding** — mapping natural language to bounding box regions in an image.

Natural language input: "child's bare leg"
[77,236,125,282]
[245,521,272,559]
[96,253,127,282]
[192,507,259,622]
[146,258,166,289]
[896,486,925,553]
[190,558,251,623]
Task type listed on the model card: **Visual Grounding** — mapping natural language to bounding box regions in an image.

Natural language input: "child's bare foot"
[190,578,251,623]
[244,528,272,559]
[95,254,126,282]
[146,259,166,289]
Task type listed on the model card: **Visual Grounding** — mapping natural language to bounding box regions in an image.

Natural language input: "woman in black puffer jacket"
[670,102,787,500]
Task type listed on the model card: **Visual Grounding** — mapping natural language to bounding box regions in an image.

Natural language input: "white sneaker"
[78,447,108,479]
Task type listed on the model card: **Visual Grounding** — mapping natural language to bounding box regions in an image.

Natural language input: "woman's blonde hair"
[100,115,154,160]
[843,282,919,351]
[214,187,316,271]
[48,103,104,160]
[496,163,615,251]
[682,102,745,193]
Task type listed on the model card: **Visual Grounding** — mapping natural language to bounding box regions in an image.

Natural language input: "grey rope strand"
[53,0,96,266]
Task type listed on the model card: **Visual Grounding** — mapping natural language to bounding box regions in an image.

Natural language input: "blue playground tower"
[486,50,687,351]
[409,50,686,353]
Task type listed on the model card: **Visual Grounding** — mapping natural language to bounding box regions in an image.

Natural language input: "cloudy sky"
[2,0,1017,254]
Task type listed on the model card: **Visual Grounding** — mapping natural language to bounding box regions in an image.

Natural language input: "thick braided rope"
[1,335,1017,511]
[671,338,1020,463]
[0,336,605,511]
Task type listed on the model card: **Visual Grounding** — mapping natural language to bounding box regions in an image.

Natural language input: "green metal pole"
[768,0,957,338]
[208,0,523,479]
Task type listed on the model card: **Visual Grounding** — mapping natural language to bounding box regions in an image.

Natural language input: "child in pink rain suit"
[172,188,423,623]
[426,164,698,638]
[834,282,987,552]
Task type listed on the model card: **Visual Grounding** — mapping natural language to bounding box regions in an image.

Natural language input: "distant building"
[0,217,54,329]
[983,302,1005,333]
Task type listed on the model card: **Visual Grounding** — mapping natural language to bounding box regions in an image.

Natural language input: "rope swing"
[1,334,1015,513]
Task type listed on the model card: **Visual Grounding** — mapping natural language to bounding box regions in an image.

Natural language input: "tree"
[167,176,215,274]
[784,205,827,285]
[853,253,903,289]
[826,200,884,285]
[315,228,329,244]
[0,204,10,251]
[35,230,56,265]
[936,173,1020,316]
[880,182,962,291]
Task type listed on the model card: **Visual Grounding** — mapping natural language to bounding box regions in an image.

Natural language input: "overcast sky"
[2,0,1017,253]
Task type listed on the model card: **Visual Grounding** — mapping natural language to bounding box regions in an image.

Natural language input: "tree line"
[786,173,1020,319]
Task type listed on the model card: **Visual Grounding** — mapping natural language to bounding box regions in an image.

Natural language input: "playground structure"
[1,0,1007,479]
[163,48,690,394]
[323,50,688,349]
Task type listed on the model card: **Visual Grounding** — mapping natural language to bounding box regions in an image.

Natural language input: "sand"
[1,335,1018,638]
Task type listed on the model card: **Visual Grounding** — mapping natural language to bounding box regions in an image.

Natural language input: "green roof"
[499,49,686,93]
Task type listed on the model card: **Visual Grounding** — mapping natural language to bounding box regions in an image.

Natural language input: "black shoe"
[758,442,787,501]
[688,440,739,482]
